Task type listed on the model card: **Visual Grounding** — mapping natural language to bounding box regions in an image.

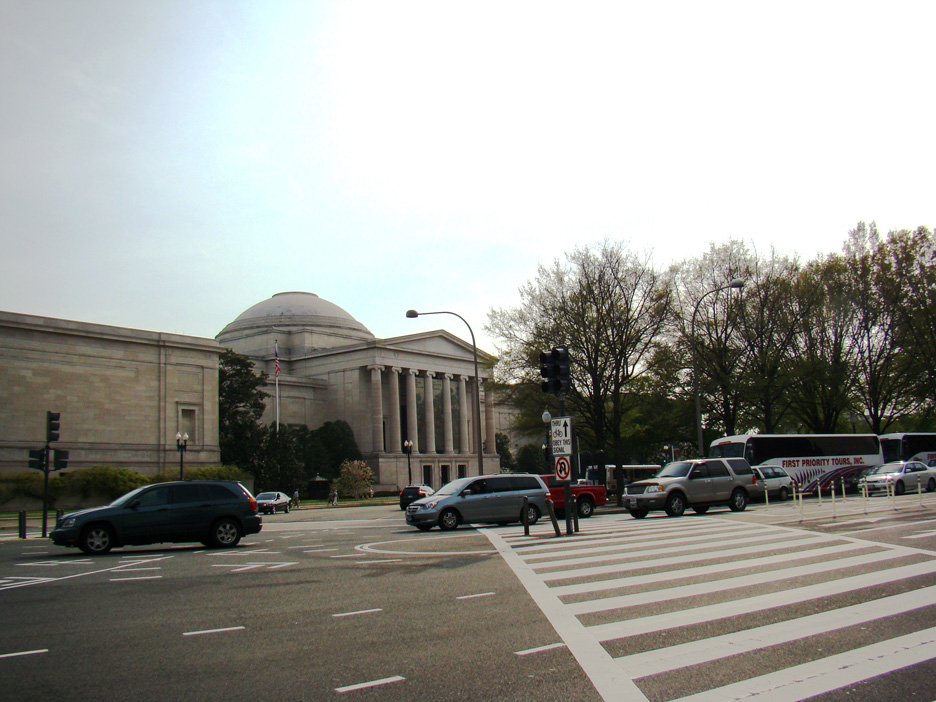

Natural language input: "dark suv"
[624,458,757,518]
[50,480,262,555]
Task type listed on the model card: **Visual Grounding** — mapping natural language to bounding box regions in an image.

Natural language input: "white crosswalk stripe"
[485,514,936,702]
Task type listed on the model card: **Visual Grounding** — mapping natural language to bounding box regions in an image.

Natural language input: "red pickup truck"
[537,475,607,518]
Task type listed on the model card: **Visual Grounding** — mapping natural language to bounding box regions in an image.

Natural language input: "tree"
[254,424,304,493]
[219,349,269,473]
[495,432,515,472]
[315,421,362,479]
[333,459,375,499]
[515,443,547,474]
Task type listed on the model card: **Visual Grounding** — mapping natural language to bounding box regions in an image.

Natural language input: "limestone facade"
[0,311,222,475]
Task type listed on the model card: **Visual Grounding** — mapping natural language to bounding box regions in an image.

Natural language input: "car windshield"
[109,485,150,506]
[433,478,473,496]
[871,463,903,475]
[654,462,693,478]
[256,492,276,499]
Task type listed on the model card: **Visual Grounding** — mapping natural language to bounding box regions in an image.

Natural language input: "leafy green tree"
[315,421,362,479]
[254,424,304,493]
[219,349,269,474]
[333,459,374,498]
[495,432,515,472]
[515,443,547,474]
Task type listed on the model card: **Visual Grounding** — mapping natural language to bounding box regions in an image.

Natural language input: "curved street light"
[406,309,485,477]
[691,278,746,457]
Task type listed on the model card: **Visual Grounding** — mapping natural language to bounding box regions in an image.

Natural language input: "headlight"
[61,517,75,528]
[644,485,663,494]
[423,501,439,510]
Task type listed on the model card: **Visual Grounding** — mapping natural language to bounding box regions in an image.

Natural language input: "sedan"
[859,461,936,496]
[256,491,291,514]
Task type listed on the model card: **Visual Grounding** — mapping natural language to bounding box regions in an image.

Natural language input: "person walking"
[291,489,300,509]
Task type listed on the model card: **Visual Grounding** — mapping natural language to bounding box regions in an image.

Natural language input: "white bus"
[880,433,936,465]
[708,434,883,490]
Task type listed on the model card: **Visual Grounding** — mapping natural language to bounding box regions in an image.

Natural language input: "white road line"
[182,626,245,637]
[332,608,382,618]
[0,649,48,659]
[355,559,402,564]
[109,576,163,582]
[484,529,648,702]
[672,627,936,702]
[588,559,936,642]
[515,643,567,656]
[335,675,405,693]
[456,591,495,600]
[620,584,936,677]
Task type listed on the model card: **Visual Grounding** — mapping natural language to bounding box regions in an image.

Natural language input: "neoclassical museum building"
[0,292,503,492]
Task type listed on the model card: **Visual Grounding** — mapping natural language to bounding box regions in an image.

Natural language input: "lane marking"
[335,676,405,693]
[457,591,495,600]
[0,649,48,659]
[332,608,382,618]
[109,576,163,582]
[355,558,401,564]
[515,643,567,656]
[182,626,245,637]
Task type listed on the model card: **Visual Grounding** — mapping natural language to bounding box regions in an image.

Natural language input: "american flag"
[274,342,281,377]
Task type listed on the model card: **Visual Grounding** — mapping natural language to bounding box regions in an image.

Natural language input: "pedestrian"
[330,489,339,506]
[292,489,299,509]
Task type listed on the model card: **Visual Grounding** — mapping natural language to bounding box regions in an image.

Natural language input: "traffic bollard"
[522,496,530,536]
[19,510,27,539]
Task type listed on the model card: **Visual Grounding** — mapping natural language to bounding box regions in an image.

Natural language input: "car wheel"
[692,506,710,514]
[928,479,936,493]
[209,518,242,548]
[79,524,115,555]
[577,497,594,519]
[729,488,748,512]
[438,509,459,531]
[523,505,541,526]
[664,492,686,517]
[629,508,648,519]
[778,486,789,501]
[895,481,905,496]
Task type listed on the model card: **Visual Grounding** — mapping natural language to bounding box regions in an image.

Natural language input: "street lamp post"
[403,439,413,485]
[406,309,485,477]
[691,279,745,457]
[175,432,189,480]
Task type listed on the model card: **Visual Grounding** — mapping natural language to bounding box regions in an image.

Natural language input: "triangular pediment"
[380,330,495,362]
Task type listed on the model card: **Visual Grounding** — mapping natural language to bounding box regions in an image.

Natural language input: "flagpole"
[275,340,280,434]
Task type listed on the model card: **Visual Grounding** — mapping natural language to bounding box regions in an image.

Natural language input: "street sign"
[550,416,573,456]
[554,455,571,481]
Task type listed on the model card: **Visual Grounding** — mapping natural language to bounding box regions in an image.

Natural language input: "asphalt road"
[4,494,936,701]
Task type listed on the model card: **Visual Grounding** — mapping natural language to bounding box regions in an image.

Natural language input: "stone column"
[368,365,385,453]
[442,373,454,454]
[458,375,470,453]
[484,384,496,455]
[406,368,419,453]
[388,367,402,453]
[423,372,436,454]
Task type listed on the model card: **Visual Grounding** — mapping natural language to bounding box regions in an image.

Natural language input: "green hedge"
[0,465,251,506]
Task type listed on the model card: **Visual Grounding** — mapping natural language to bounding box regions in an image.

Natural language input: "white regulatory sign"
[550,416,573,456]
[554,456,571,481]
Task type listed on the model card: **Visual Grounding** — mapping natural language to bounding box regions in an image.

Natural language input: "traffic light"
[46,411,60,443]
[28,448,45,471]
[539,346,571,395]
[53,449,69,471]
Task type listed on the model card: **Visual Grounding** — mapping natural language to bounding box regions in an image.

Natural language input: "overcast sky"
[2,1,933,352]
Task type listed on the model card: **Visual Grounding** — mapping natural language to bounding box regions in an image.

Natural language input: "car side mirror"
[127,499,141,510]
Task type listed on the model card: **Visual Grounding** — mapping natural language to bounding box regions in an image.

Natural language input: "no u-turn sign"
[554,455,571,481]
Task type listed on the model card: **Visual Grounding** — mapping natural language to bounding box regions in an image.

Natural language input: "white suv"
[624,458,757,518]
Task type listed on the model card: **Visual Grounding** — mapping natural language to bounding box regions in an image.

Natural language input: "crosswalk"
[484,514,936,701]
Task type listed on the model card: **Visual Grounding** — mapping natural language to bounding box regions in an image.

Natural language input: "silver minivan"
[405,474,549,531]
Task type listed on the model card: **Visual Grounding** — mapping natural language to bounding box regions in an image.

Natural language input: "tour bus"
[708,434,883,491]
[879,433,936,466]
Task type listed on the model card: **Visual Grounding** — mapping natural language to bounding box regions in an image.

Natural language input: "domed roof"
[217,292,373,342]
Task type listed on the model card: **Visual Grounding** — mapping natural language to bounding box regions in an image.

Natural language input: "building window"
[179,407,197,444]
[457,464,467,479]
[441,464,450,485]
[422,465,433,488]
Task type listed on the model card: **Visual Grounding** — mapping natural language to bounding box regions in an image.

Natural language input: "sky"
[2,1,934,353]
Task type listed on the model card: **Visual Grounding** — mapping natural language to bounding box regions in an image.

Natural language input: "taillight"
[248,496,257,513]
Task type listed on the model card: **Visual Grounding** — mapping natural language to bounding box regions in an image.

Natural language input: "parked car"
[256,491,291,514]
[843,465,878,494]
[406,474,549,531]
[399,484,435,510]
[537,474,607,517]
[624,458,757,518]
[751,465,794,501]
[50,481,262,555]
[859,461,936,495]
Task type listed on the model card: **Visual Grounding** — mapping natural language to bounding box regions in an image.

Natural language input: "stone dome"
[217,292,374,345]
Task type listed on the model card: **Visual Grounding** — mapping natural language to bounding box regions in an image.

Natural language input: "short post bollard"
[19,510,27,539]
[545,499,562,537]
[572,495,580,533]
[522,496,530,536]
